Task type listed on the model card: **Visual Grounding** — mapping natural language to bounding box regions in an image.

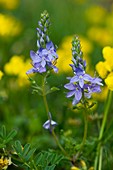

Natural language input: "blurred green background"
[0,0,113,168]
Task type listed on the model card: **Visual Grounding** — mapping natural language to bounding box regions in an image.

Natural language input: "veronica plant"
[26,10,67,156]
[64,36,103,157]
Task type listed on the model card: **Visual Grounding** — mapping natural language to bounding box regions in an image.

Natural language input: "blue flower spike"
[64,36,103,105]
[26,11,58,75]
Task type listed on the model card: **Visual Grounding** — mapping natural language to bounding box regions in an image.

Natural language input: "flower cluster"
[26,11,58,74]
[64,36,103,105]
[96,46,113,91]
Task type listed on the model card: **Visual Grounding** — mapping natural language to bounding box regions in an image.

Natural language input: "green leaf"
[14,140,23,155]
[25,148,36,162]
[35,153,43,166]
[44,164,56,170]
[6,129,17,142]
[0,125,6,138]
[22,143,31,157]
[46,87,60,95]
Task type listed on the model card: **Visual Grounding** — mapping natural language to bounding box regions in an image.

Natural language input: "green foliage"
[13,140,64,170]
[0,125,17,148]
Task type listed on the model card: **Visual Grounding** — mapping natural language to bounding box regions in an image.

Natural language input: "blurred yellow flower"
[102,46,113,61]
[102,46,113,72]
[93,86,108,101]
[85,5,107,24]
[96,46,113,91]
[96,61,108,79]
[57,35,93,73]
[0,70,4,80]
[4,56,25,75]
[71,166,80,170]
[0,14,21,37]
[89,167,94,170]
[80,160,87,169]
[87,27,112,46]
[4,56,31,87]
[0,0,19,9]
[105,72,113,91]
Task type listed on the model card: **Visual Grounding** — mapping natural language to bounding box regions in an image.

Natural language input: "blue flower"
[26,11,58,75]
[64,35,103,105]
[64,83,82,105]
[70,68,92,88]
[26,41,58,74]
[43,119,57,131]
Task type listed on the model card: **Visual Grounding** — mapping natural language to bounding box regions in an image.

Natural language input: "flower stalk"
[94,90,113,170]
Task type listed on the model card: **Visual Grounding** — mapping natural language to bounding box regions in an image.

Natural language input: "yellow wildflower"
[4,56,31,87]
[0,156,11,169]
[71,166,80,170]
[85,5,106,24]
[0,0,19,9]
[102,46,113,61]
[80,160,87,169]
[105,72,113,91]
[0,14,21,37]
[89,167,94,170]
[95,61,108,79]
[87,27,112,46]
[0,70,4,80]
[4,55,24,75]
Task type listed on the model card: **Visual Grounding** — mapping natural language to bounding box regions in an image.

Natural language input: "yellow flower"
[95,61,108,79]
[4,55,25,75]
[105,72,113,91]
[0,156,11,169]
[4,56,31,87]
[80,160,87,169]
[102,46,113,61]
[71,166,80,170]
[93,86,108,101]
[89,167,94,170]
[87,27,112,46]
[0,0,19,9]
[0,70,4,80]
[0,14,21,37]
[85,5,107,24]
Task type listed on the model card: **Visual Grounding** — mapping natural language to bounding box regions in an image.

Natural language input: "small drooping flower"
[26,11,58,75]
[64,36,103,105]
[43,112,57,131]
[43,120,57,130]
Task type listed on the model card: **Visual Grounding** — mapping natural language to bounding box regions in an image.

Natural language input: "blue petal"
[79,78,84,88]
[75,89,82,101]
[64,83,75,90]
[70,76,79,83]
[66,90,75,98]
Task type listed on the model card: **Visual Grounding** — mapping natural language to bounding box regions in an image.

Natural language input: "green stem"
[94,90,112,170]
[81,110,88,148]
[76,103,88,159]
[98,147,103,170]
[42,75,68,156]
